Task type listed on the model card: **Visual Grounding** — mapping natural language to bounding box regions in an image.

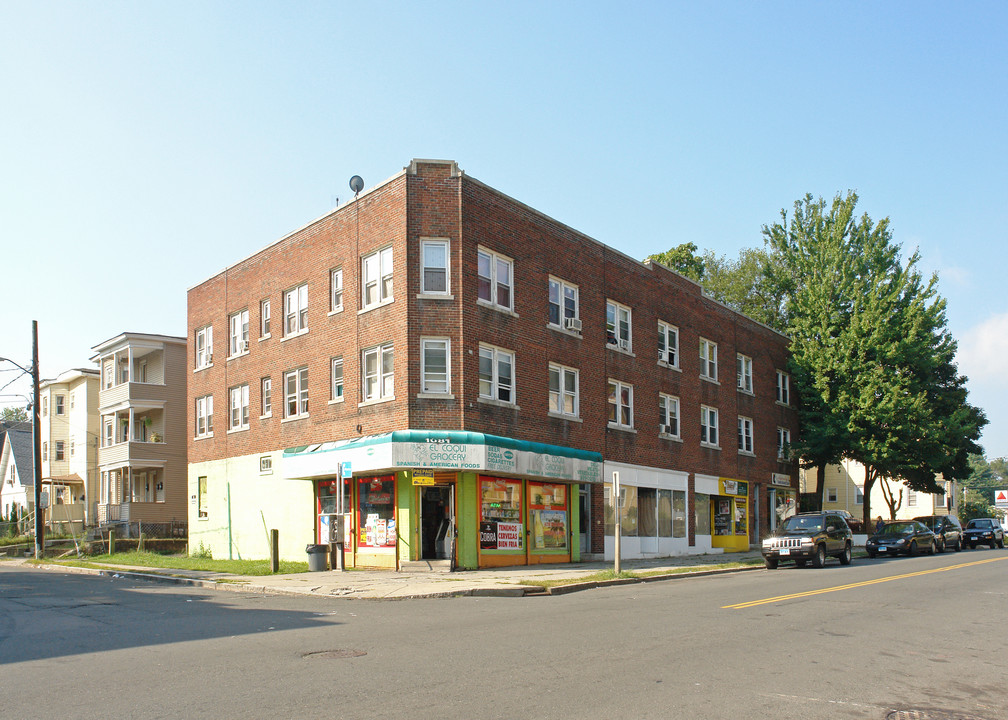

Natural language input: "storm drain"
[301,649,367,660]
[886,710,990,720]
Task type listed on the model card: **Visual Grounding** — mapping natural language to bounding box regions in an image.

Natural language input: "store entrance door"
[579,487,591,555]
[420,485,454,561]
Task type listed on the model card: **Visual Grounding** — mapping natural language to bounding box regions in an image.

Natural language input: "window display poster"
[497,522,522,549]
[358,476,396,548]
[532,509,567,550]
[734,497,747,536]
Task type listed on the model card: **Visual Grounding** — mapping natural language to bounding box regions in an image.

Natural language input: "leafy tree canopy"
[1,406,29,423]
[645,242,705,282]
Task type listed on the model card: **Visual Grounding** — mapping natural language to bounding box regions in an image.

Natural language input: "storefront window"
[479,477,523,551]
[528,482,568,550]
[695,493,711,535]
[734,497,748,536]
[714,496,733,536]
[657,489,672,537]
[358,475,396,549]
[673,490,686,538]
[619,485,638,538]
[604,486,615,536]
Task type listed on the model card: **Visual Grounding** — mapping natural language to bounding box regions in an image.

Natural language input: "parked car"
[913,514,964,552]
[761,511,853,569]
[963,518,1005,549]
[836,509,864,534]
[865,520,937,557]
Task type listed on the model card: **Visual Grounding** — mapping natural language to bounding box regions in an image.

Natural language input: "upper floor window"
[421,338,450,394]
[55,440,64,461]
[70,393,75,409]
[659,393,679,438]
[548,364,579,417]
[229,309,249,357]
[777,427,791,459]
[362,343,394,402]
[284,367,309,418]
[55,395,65,415]
[103,363,113,389]
[331,357,344,401]
[738,416,754,454]
[700,405,719,447]
[261,377,272,417]
[260,299,271,338]
[548,278,580,331]
[42,397,48,417]
[658,321,678,367]
[42,441,48,461]
[776,370,791,405]
[104,419,113,447]
[196,325,213,368]
[229,384,249,430]
[478,344,514,404]
[737,354,753,393]
[477,248,513,311]
[421,239,450,295]
[699,338,717,381]
[331,268,344,312]
[284,284,309,336]
[607,379,633,429]
[195,395,213,438]
[362,247,393,308]
[606,301,632,352]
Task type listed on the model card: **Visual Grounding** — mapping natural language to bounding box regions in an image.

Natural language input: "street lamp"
[0,320,43,558]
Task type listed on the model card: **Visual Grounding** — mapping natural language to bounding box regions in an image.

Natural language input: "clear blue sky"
[2,2,1006,460]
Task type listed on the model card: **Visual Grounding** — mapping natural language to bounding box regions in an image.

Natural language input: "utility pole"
[32,321,43,559]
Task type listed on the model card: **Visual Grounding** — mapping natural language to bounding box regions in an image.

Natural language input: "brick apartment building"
[187,159,798,568]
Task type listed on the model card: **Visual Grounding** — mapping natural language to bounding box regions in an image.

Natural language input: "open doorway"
[420,485,454,560]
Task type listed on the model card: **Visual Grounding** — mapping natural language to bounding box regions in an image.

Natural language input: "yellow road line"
[723,556,1007,609]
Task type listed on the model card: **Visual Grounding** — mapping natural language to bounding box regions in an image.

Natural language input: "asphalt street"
[2,550,1006,720]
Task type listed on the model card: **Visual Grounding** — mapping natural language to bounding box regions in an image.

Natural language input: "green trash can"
[306,544,328,572]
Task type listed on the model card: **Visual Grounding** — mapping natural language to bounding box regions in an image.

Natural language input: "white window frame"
[700,405,719,447]
[261,377,272,417]
[606,300,632,352]
[777,427,791,459]
[229,383,249,431]
[478,344,515,405]
[738,416,754,454]
[229,309,249,357]
[259,456,273,475]
[421,239,450,296]
[330,268,344,313]
[659,393,679,438]
[362,343,394,403]
[827,488,838,503]
[855,487,864,505]
[776,370,791,405]
[260,299,271,338]
[42,441,48,461]
[362,246,393,309]
[331,357,345,402]
[284,367,309,419]
[284,283,309,337]
[195,395,213,438]
[737,353,753,393]
[55,394,65,415]
[607,379,634,429]
[104,419,113,447]
[658,321,679,368]
[55,440,64,461]
[476,247,514,312]
[548,277,580,331]
[699,338,718,381]
[195,325,213,369]
[420,338,450,395]
[548,363,579,418]
[908,490,917,507]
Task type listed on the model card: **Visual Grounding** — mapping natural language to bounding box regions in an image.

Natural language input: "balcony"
[98,440,171,468]
[99,381,170,409]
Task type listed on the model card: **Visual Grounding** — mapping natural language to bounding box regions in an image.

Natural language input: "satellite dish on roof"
[349,175,364,195]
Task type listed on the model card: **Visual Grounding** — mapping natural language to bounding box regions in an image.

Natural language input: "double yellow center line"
[723,556,1007,609]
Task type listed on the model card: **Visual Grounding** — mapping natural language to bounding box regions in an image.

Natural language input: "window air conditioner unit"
[242,341,249,352]
[564,317,582,332]
[660,424,672,435]
[618,338,630,351]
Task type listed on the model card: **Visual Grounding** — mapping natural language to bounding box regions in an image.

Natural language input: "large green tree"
[1,406,29,423]
[645,242,706,282]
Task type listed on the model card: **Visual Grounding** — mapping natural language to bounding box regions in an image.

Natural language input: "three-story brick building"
[187,159,798,568]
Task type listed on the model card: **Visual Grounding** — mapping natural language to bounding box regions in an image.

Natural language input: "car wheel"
[990,540,997,549]
[998,538,1004,549]
[936,537,945,553]
[953,538,962,552]
[928,540,936,555]
[764,557,778,569]
[839,542,852,565]
[867,550,877,559]
[908,540,918,556]
[811,544,826,568]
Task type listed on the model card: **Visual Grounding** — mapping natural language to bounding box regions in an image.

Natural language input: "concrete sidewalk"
[8,551,765,600]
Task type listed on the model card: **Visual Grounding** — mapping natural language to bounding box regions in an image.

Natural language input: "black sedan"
[866,521,937,558]
[913,514,964,552]
[963,518,1005,549]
